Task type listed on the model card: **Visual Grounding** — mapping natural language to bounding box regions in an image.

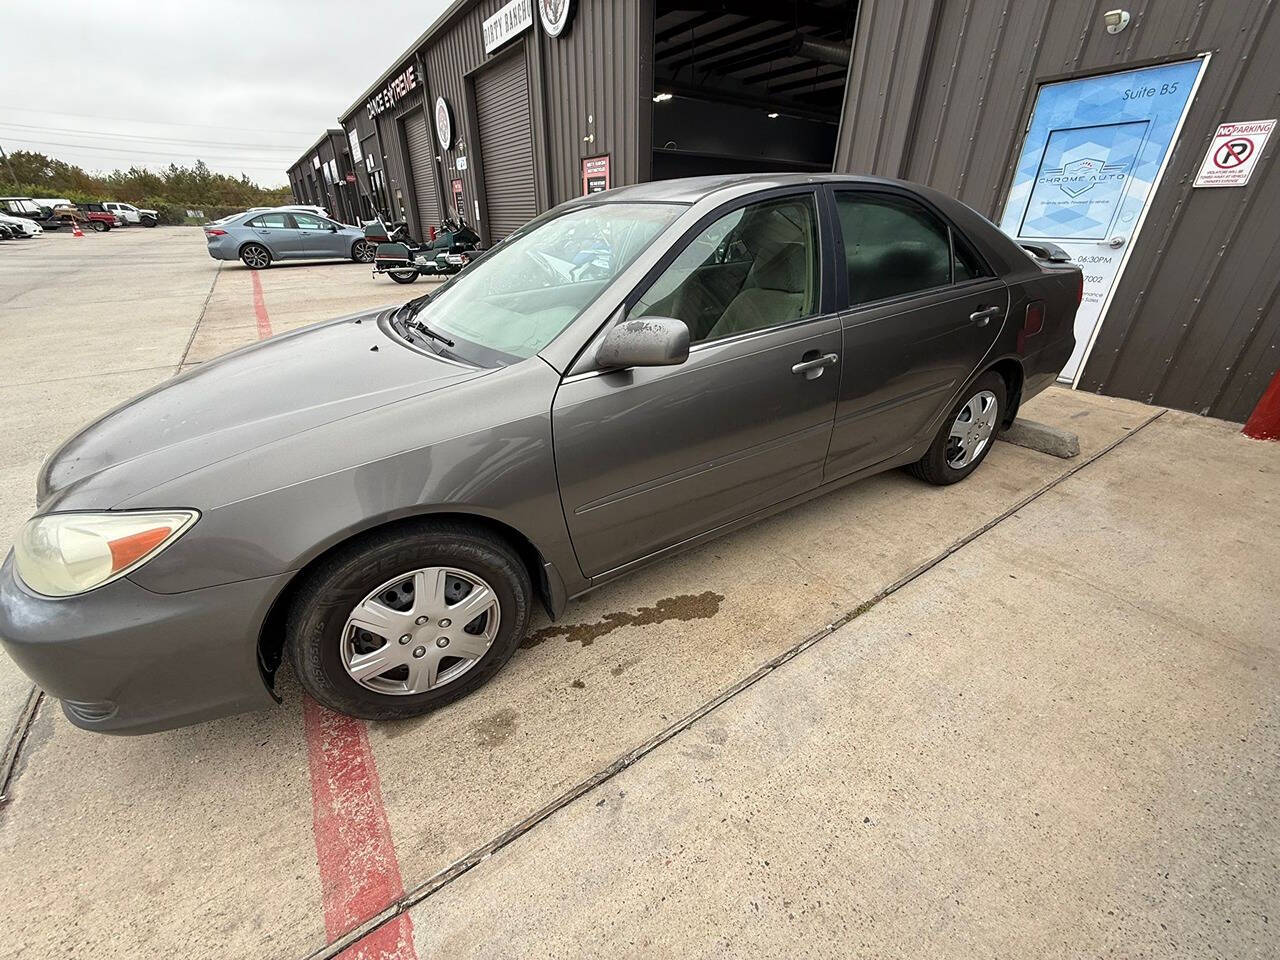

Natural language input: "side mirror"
[596,316,690,369]
[328,224,339,232]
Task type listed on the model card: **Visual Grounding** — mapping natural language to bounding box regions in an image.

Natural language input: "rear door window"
[834,192,954,305]
[247,213,290,228]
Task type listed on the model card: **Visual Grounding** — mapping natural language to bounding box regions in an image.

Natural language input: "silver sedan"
[204,208,375,269]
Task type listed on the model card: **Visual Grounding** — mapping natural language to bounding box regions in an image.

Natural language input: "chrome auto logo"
[1040,157,1128,198]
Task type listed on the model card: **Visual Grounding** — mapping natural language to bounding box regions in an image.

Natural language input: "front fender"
[121,358,588,600]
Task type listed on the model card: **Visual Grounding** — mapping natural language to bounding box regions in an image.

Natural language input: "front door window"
[631,195,820,343]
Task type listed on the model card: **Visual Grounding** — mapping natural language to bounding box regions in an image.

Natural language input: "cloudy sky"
[0,0,451,187]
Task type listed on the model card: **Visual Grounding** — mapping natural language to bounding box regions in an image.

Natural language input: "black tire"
[141,217,157,227]
[352,239,375,263]
[286,520,533,721]
[388,269,419,284]
[89,220,108,232]
[908,370,1007,486]
[240,243,271,269]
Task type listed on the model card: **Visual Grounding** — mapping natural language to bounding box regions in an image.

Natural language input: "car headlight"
[14,510,199,597]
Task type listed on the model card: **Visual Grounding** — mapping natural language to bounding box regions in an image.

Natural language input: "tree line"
[2,150,291,222]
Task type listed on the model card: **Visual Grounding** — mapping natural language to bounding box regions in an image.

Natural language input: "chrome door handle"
[970,306,1002,327]
[791,353,839,379]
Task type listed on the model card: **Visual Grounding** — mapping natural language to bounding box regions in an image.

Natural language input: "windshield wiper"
[396,292,431,321]
[406,318,455,348]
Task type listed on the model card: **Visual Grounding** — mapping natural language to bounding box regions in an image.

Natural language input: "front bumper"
[0,551,285,734]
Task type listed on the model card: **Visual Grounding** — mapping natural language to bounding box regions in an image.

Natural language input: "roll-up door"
[402,109,441,236]
[474,53,536,243]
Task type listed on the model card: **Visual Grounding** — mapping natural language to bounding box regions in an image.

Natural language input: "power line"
[0,136,292,166]
[0,120,303,152]
[0,103,320,136]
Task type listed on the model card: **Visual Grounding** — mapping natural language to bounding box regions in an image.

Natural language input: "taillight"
[206,228,227,236]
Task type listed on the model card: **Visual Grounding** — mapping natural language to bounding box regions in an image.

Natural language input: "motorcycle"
[364,217,483,284]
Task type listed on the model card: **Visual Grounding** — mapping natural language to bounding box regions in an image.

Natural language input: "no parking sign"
[1193,119,1275,187]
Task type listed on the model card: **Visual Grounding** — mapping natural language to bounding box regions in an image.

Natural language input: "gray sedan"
[0,174,1080,733]
[204,208,375,268]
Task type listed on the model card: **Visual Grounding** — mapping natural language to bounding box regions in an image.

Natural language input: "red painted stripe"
[250,270,273,339]
[303,698,418,959]
[1243,365,1280,441]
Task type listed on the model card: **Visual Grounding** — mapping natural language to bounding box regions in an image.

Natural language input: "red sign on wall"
[581,155,610,195]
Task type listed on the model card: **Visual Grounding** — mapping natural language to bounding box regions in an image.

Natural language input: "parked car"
[0,174,1080,734]
[103,201,159,227]
[0,212,41,238]
[0,222,17,240]
[70,204,122,232]
[204,208,374,268]
[0,197,61,230]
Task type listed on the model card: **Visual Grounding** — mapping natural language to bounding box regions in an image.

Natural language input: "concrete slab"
[375,411,1279,960]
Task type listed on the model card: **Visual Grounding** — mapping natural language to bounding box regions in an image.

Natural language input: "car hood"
[38,310,485,508]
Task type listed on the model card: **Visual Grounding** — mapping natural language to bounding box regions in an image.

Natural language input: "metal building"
[289,0,1280,426]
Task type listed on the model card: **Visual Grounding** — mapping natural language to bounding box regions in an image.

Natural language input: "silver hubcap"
[244,246,268,267]
[946,390,998,469]
[340,567,500,696]
[355,241,373,262]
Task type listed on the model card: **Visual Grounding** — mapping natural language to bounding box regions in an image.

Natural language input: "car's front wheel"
[141,217,157,227]
[908,370,1006,485]
[286,521,532,720]
[351,239,375,263]
[240,243,271,269]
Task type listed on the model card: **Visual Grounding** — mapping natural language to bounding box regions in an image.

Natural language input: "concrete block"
[1000,418,1080,458]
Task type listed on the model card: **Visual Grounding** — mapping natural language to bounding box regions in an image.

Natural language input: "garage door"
[475,53,537,242]
[402,109,441,237]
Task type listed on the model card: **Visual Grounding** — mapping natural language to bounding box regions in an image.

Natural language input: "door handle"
[791,352,838,379]
[969,305,1002,327]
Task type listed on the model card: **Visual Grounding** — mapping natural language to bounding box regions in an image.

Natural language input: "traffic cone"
[72,220,84,238]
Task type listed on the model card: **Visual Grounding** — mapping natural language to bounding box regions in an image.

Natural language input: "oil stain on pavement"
[521,591,726,650]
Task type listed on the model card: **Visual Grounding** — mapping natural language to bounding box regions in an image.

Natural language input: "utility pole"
[0,142,18,189]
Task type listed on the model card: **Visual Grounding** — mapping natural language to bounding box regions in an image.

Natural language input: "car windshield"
[406,202,684,364]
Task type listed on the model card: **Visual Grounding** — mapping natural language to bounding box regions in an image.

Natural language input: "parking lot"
[1,227,1277,959]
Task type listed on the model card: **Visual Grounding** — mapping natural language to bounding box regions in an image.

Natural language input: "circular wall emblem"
[538,0,576,38]
[435,97,454,151]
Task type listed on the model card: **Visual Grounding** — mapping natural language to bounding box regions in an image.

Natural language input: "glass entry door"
[1000,57,1208,384]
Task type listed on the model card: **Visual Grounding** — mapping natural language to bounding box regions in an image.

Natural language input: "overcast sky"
[0,0,452,187]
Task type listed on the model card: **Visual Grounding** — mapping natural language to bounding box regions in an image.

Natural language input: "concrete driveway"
[0,228,1275,959]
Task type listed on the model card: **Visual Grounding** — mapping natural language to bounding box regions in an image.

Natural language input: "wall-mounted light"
[1104,9,1130,33]
[652,92,673,103]
[767,112,780,119]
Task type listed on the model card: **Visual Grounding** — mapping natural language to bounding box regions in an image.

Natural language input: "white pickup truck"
[103,201,159,227]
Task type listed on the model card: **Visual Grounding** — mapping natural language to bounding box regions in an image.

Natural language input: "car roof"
[582,173,925,205]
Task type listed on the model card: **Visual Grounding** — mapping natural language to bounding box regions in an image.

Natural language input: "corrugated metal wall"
[343,0,650,244]
[835,0,1280,422]
[538,0,652,204]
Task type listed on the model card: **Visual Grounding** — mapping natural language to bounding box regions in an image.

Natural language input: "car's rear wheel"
[286,521,532,721]
[388,268,419,284]
[89,220,108,232]
[908,371,1006,486]
[240,243,271,269]
[352,239,375,263]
